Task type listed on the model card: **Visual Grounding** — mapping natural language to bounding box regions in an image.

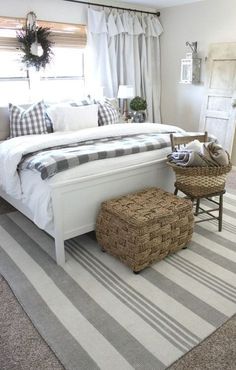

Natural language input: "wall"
[0,0,88,24]
[160,0,236,164]
[0,0,154,25]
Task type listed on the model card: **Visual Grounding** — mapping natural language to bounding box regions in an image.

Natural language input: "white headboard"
[0,107,10,140]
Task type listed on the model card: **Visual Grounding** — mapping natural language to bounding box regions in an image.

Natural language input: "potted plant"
[130,96,147,123]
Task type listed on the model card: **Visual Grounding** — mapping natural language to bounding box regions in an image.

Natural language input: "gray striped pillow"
[9,101,48,138]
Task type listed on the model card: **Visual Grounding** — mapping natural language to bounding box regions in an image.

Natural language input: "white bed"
[0,121,184,265]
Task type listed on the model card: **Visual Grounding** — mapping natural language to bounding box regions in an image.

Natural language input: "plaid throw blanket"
[19,133,172,180]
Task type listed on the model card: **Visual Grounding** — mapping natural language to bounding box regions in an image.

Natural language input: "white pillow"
[46,103,69,131]
[185,139,204,153]
[47,104,98,131]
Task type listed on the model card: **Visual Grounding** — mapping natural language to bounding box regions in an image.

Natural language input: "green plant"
[130,96,147,111]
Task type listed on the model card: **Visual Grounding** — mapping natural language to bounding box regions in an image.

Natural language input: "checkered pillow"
[98,102,119,126]
[70,98,94,107]
[9,101,48,138]
[45,113,53,133]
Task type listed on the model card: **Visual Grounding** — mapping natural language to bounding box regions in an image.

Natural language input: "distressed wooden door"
[199,43,236,154]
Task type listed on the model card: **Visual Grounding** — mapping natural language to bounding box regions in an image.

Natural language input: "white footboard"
[50,159,174,265]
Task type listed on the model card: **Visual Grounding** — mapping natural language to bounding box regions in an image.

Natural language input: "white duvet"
[0,123,184,228]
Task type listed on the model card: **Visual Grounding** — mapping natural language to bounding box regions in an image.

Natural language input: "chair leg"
[218,193,224,232]
[195,198,200,216]
[174,187,178,196]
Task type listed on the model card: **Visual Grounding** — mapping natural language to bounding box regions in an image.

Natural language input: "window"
[39,47,85,102]
[0,28,30,104]
[0,17,87,105]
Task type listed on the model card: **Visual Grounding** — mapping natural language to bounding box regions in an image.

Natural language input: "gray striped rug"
[0,191,236,370]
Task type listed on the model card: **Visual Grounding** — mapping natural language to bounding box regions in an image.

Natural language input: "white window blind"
[0,16,87,49]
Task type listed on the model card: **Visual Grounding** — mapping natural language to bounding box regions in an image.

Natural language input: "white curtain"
[87,8,163,122]
[86,9,114,97]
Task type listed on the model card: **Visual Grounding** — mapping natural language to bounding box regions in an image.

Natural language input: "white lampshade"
[117,85,135,99]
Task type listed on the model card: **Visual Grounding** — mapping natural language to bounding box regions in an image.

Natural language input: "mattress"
[20,146,173,230]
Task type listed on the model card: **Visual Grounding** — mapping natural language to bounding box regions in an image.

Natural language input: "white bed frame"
[0,157,174,265]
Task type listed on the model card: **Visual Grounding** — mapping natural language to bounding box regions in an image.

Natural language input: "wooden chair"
[170,132,225,231]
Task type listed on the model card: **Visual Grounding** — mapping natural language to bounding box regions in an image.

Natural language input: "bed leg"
[52,191,66,266]
[54,236,66,266]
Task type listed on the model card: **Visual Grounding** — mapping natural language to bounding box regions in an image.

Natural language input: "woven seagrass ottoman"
[96,187,194,273]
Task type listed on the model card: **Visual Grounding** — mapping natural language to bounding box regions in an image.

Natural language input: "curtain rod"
[64,0,160,17]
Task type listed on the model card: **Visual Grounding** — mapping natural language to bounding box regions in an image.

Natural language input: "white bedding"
[0,123,184,229]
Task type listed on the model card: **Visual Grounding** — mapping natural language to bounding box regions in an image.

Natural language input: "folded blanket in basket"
[168,141,229,167]
[203,142,229,166]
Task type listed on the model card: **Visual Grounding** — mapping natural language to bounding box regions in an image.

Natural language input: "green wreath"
[17,26,54,71]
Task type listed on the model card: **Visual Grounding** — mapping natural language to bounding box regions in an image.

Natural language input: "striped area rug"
[0,192,236,370]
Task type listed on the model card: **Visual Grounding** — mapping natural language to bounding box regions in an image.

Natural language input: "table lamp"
[117,85,135,121]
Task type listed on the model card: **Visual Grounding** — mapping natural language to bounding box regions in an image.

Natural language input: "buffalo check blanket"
[19,133,172,180]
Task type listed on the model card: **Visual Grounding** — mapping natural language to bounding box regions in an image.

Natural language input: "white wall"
[0,0,88,23]
[160,0,236,164]
[0,0,155,25]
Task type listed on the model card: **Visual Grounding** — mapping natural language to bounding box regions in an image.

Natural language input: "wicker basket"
[96,188,194,272]
[167,161,232,197]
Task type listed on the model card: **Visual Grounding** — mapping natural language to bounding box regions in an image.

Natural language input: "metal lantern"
[180,42,201,84]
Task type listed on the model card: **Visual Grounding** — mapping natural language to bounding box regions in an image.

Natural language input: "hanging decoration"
[17,12,54,71]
